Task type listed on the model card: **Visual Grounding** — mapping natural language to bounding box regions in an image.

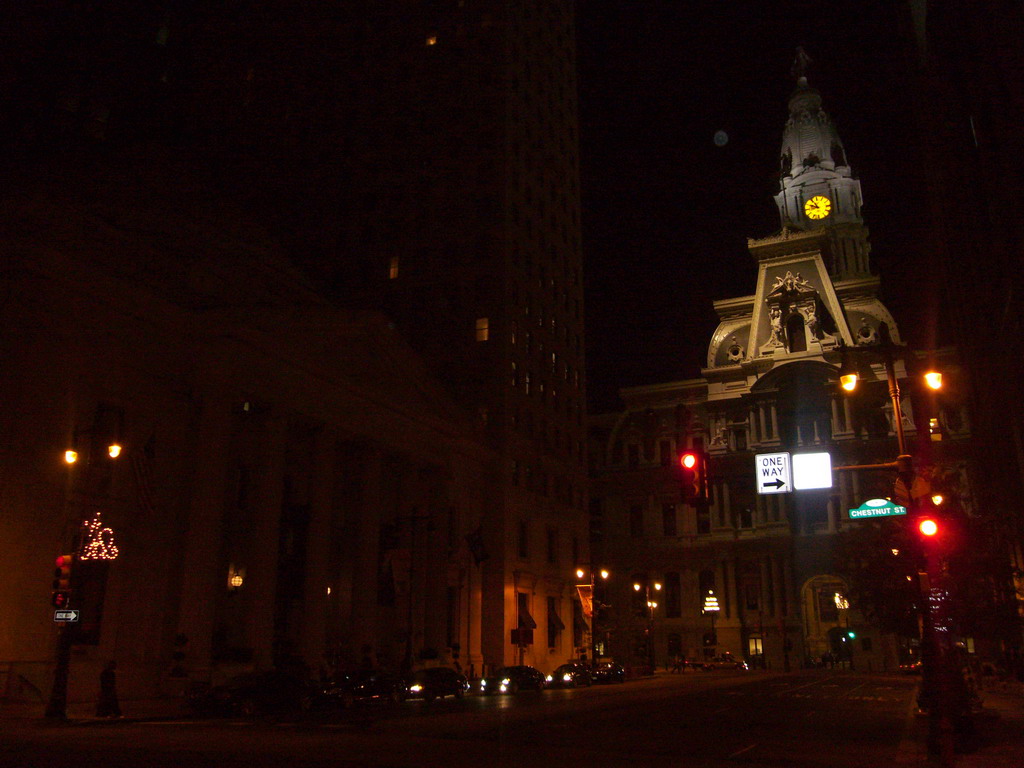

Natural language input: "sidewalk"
[897,680,1024,767]
[1,695,189,725]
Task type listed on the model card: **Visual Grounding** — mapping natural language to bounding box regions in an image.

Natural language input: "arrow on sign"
[761,478,786,490]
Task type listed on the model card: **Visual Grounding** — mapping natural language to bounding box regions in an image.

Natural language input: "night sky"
[578,2,934,412]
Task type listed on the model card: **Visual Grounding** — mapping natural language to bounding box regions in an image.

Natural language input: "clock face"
[804,195,832,220]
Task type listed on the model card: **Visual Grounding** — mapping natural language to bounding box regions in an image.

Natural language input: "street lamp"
[633,580,661,672]
[834,592,854,670]
[47,428,123,719]
[702,590,720,658]
[576,566,609,666]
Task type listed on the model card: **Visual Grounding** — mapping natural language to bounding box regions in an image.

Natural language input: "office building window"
[547,596,564,648]
[475,317,489,341]
[662,503,677,537]
[629,504,644,538]
[517,520,529,559]
[388,257,399,279]
[547,527,558,564]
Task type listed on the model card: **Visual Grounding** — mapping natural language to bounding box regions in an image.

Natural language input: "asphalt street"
[1,671,918,768]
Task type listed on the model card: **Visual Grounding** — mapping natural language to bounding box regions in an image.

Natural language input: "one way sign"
[755,452,792,495]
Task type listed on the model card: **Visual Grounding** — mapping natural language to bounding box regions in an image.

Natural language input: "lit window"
[475,317,489,341]
[388,257,399,279]
[426,36,437,46]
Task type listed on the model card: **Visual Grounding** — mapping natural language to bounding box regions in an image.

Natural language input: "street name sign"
[53,610,80,623]
[792,452,833,490]
[755,452,792,494]
[848,498,907,520]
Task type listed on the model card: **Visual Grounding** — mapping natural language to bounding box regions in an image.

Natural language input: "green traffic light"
[847,631,856,639]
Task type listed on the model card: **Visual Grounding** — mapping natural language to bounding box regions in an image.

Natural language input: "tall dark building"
[322,2,591,669]
[900,1,1024,635]
[4,1,589,674]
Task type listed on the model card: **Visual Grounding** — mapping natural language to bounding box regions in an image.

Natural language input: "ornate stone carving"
[855,322,877,345]
[726,335,745,363]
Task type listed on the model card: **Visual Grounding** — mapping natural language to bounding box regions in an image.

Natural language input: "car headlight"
[545,675,553,682]
[563,673,572,682]
[409,684,423,693]
[480,680,487,689]
[501,678,511,686]
[499,684,507,692]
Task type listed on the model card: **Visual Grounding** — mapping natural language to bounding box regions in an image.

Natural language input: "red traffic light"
[679,452,705,500]
[918,518,939,537]
[52,553,74,606]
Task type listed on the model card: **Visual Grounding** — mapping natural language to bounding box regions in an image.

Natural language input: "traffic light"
[918,517,939,538]
[51,553,74,608]
[679,451,705,501]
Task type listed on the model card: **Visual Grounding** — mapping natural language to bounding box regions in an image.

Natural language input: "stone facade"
[587,67,972,674]
[0,159,492,703]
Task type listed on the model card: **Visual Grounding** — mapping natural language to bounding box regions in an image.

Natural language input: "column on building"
[421,467,449,661]
[349,443,383,659]
[300,426,335,672]
[176,389,234,673]
[720,483,732,528]
[247,412,288,669]
[760,557,772,619]
[725,560,737,621]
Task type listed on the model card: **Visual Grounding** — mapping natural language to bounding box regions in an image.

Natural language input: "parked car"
[702,654,749,671]
[545,662,593,688]
[591,661,626,684]
[186,671,314,717]
[317,669,408,709]
[480,665,546,694]
[900,661,923,675]
[405,667,469,702]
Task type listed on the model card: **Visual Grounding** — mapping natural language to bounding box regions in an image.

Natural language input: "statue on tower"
[791,46,812,83]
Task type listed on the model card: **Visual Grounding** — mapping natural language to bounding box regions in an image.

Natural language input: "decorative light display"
[79,512,120,560]
[703,590,720,613]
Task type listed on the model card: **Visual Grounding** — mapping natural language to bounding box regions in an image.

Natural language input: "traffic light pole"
[45,622,74,719]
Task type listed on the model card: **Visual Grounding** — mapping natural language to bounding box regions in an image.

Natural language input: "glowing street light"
[924,371,943,390]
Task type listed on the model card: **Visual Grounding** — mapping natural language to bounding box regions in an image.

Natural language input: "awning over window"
[518,608,537,630]
[548,605,565,631]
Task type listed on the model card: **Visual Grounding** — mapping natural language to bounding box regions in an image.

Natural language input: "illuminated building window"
[388,257,399,279]
[475,317,489,341]
[426,36,437,46]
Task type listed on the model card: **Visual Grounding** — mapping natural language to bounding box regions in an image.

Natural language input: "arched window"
[831,141,847,167]
[786,313,807,353]
[665,572,681,618]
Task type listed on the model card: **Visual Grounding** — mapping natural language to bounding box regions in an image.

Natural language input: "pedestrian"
[96,660,121,718]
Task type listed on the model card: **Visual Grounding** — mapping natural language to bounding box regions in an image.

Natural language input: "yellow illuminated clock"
[804,195,832,220]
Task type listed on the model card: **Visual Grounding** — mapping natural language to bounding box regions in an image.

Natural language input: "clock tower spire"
[774,48,871,280]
